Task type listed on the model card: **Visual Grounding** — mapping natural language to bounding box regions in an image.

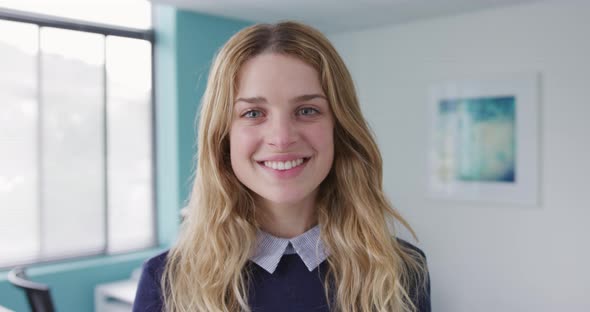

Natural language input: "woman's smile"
[257,156,312,180]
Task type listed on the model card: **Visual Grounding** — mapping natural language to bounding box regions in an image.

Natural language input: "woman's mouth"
[258,157,310,171]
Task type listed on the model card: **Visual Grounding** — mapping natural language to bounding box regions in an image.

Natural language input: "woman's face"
[229,53,334,207]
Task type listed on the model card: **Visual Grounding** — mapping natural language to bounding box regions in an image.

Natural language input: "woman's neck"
[256,195,318,239]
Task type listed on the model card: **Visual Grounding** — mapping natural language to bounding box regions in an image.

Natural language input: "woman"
[134,21,430,312]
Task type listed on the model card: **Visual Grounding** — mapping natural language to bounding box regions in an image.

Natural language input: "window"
[0,1,155,267]
[0,0,151,29]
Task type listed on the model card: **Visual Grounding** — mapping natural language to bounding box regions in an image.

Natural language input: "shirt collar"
[250,225,329,274]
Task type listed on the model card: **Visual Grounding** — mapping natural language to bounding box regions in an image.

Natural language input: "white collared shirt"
[250,225,330,274]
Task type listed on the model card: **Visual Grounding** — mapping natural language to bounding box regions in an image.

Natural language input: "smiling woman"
[230,53,335,233]
[133,21,431,312]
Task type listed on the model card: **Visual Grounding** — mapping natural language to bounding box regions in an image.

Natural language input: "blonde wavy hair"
[162,21,428,312]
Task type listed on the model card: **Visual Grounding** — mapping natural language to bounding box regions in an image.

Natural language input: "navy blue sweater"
[133,243,431,311]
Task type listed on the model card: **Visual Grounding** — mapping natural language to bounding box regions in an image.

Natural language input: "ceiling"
[149,0,545,34]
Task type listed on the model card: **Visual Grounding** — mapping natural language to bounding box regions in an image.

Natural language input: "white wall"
[329,1,590,311]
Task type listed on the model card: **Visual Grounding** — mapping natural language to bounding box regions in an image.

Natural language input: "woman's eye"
[242,110,263,118]
[298,107,319,116]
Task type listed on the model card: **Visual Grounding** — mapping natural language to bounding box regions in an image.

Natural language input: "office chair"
[7,267,56,312]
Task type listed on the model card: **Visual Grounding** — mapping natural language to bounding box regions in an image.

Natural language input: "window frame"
[0,7,158,268]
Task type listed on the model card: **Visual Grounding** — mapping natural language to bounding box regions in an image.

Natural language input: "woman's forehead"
[234,53,323,99]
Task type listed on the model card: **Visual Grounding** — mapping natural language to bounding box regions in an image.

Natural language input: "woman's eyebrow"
[234,94,327,105]
[290,94,327,103]
[235,96,267,105]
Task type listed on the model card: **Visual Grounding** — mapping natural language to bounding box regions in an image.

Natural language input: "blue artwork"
[436,96,516,183]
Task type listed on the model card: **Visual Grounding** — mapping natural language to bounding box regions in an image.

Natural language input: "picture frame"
[427,73,540,205]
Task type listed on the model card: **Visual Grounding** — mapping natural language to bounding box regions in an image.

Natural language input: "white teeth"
[263,158,306,171]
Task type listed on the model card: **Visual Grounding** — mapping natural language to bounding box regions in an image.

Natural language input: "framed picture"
[427,73,539,205]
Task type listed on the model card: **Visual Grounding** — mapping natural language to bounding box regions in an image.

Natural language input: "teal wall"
[0,5,251,312]
[175,10,251,201]
[154,4,181,248]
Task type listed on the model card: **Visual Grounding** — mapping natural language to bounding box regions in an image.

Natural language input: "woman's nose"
[266,114,297,149]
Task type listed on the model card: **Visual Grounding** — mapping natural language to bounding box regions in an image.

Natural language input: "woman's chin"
[255,190,316,208]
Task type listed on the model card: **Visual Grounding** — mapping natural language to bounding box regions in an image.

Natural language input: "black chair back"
[7,267,55,312]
